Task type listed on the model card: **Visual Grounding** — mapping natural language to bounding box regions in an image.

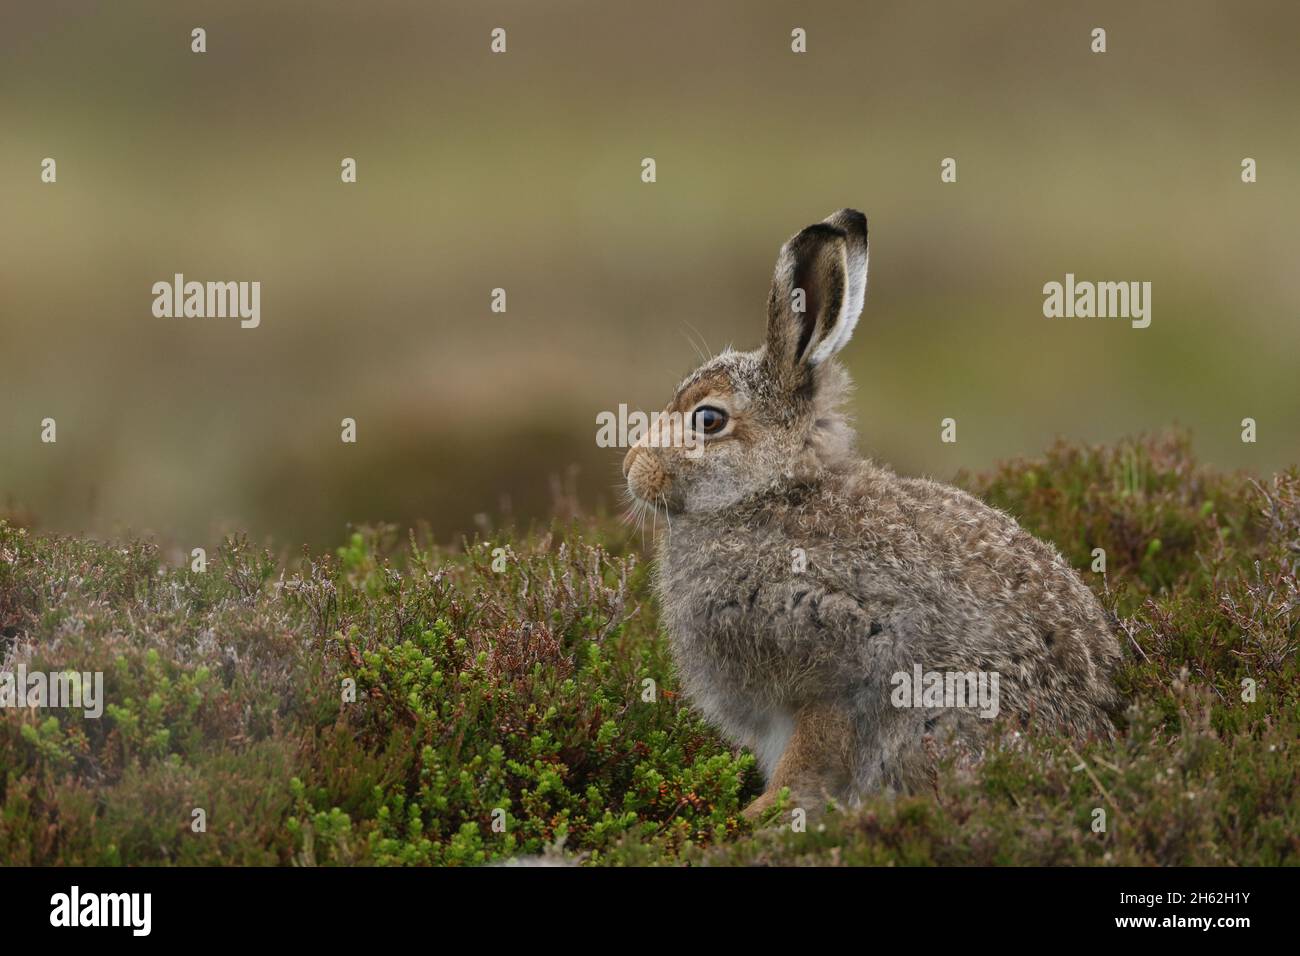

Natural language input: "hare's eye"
[693,406,728,435]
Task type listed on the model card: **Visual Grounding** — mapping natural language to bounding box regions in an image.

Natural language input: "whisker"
[683,319,715,362]
[679,327,708,365]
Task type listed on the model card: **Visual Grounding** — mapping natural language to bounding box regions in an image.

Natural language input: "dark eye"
[693,406,728,435]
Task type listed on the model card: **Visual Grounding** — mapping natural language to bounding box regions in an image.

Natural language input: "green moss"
[0,432,1296,865]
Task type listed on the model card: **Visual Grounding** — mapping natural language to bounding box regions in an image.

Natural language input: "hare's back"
[835,466,1122,716]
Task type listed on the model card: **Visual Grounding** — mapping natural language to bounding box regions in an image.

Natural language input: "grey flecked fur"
[623,210,1122,814]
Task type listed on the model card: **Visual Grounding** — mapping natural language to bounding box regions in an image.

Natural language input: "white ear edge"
[806,244,868,367]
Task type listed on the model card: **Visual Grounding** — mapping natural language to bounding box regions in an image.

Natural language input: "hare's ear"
[764,209,869,386]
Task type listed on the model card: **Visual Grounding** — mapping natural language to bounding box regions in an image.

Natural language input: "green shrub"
[0,432,1295,865]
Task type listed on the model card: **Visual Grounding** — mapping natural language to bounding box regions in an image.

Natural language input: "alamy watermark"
[152,274,260,329]
[1042,273,1151,329]
[0,666,104,718]
[50,886,150,936]
[596,404,702,458]
[890,665,1000,719]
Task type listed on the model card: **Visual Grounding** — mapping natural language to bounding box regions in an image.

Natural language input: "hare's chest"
[656,521,801,774]
[674,638,794,780]
[660,587,795,780]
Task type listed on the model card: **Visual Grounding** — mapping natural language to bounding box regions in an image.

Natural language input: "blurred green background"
[2,0,1297,548]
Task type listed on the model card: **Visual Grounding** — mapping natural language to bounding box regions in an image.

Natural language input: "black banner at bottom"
[0,865,1287,942]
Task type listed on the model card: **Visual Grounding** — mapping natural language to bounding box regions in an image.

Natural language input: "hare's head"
[623,208,869,515]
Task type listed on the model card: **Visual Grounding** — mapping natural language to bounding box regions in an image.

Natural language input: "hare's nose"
[621,445,640,479]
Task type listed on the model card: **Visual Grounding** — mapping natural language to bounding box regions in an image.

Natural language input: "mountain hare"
[622,209,1122,820]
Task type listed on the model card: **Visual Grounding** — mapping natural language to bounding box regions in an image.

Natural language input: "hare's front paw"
[742,790,780,824]
[744,787,836,830]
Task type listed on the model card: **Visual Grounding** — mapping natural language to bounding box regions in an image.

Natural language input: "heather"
[1,433,1296,865]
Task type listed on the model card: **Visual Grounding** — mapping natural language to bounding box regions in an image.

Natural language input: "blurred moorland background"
[2,0,1297,548]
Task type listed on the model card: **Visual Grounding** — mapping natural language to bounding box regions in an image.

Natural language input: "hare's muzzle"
[623,441,672,506]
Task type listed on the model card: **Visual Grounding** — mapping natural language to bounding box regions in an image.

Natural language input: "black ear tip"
[824,208,868,240]
[794,222,845,245]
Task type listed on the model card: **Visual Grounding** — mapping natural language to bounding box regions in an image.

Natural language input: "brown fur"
[742,703,854,822]
[623,210,1122,819]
